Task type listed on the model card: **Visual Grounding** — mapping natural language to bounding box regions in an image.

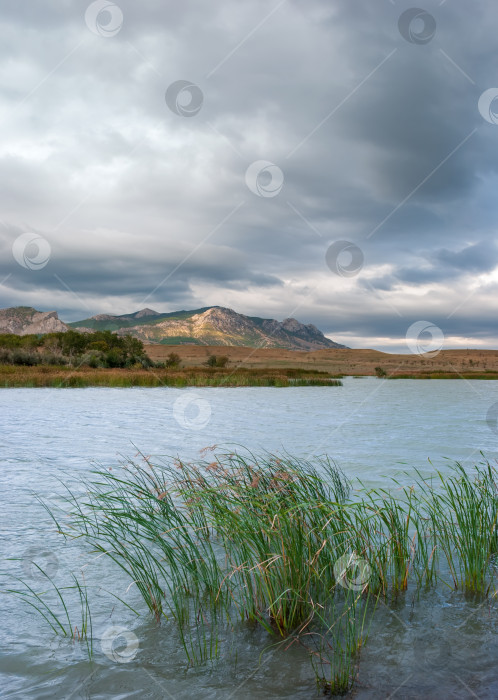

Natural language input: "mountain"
[0,305,345,349]
[0,307,69,335]
[70,306,346,350]
[90,308,163,323]
[69,307,211,332]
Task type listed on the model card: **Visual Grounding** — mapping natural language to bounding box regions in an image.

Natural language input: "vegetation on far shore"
[387,371,498,379]
[1,332,498,385]
[12,450,498,694]
[374,365,498,379]
[0,365,342,388]
[0,332,345,387]
[2,363,497,387]
[0,330,151,369]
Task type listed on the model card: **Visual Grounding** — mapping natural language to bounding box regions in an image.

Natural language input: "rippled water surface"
[1,379,498,698]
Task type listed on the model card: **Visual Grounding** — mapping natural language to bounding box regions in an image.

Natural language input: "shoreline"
[2,343,498,388]
[0,365,342,388]
[1,364,498,387]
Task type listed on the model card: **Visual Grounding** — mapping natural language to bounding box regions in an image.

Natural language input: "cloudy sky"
[1,0,498,351]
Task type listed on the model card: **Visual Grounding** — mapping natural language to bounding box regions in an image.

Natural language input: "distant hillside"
[69,307,212,333]
[70,306,346,350]
[0,307,68,335]
[0,305,345,350]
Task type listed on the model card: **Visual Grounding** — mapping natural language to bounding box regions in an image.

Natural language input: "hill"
[69,306,345,350]
[0,305,345,350]
[0,307,68,335]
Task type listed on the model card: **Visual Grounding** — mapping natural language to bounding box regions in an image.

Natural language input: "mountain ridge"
[0,306,68,335]
[0,305,346,350]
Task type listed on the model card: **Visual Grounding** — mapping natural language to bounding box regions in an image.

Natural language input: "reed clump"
[17,451,498,694]
[0,365,342,388]
[7,565,93,658]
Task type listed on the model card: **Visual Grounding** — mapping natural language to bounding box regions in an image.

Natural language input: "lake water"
[1,379,498,698]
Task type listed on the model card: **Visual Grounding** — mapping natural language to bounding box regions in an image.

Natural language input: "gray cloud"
[1,0,498,349]
[364,241,498,291]
[434,240,498,272]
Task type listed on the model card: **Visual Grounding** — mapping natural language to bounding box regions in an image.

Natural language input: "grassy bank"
[14,451,498,695]
[0,365,342,388]
[4,363,498,386]
[387,371,498,379]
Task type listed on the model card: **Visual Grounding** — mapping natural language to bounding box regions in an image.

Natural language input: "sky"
[1,0,498,352]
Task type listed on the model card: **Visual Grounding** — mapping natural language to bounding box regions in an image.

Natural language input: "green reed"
[7,565,94,658]
[12,450,497,692]
[307,589,375,695]
[414,462,498,595]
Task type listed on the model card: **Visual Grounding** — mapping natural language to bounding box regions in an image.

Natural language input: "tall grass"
[415,462,498,595]
[51,450,372,682]
[13,450,498,693]
[0,366,342,388]
[307,589,376,694]
[7,565,94,658]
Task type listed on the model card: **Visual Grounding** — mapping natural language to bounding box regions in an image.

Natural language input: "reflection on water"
[1,380,497,698]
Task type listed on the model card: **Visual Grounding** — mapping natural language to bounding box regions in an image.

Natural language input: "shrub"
[81,353,102,368]
[104,349,126,368]
[88,340,109,353]
[206,354,229,368]
[165,352,181,368]
[11,350,39,366]
[0,348,13,363]
[43,353,68,366]
[138,355,153,369]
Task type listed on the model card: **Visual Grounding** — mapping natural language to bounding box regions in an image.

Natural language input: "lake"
[1,378,498,698]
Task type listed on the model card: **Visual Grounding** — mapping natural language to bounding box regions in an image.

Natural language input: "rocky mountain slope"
[0,305,345,349]
[0,307,69,335]
[71,306,346,350]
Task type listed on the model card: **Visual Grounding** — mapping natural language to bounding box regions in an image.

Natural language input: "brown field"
[1,347,498,387]
[145,345,498,378]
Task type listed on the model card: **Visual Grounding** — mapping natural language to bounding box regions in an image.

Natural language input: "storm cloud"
[1,0,497,350]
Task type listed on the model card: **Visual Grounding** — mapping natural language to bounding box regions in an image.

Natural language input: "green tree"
[60,330,86,358]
